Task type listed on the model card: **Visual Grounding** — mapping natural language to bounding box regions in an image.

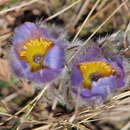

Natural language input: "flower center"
[78,61,116,89]
[33,54,44,64]
[19,38,54,72]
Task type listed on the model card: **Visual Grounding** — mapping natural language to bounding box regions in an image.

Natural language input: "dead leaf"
[0,59,11,81]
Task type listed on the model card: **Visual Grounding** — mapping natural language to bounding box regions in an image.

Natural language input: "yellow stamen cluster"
[19,38,54,72]
[78,61,116,89]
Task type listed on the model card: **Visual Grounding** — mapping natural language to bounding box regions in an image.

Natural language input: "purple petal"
[44,45,65,69]
[13,22,39,44]
[91,76,117,98]
[10,48,62,83]
[75,43,104,64]
[71,66,83,86]
[30,69,60,83]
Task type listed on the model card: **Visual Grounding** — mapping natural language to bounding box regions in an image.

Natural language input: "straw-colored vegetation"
[0,0,130,129]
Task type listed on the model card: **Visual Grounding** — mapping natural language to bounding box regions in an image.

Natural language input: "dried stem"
[0,0,44,15]
[123,22,130,48]
[72,0,101,42]
[72,0,91,27]
[0,84,50,125]
[44,0,82,22]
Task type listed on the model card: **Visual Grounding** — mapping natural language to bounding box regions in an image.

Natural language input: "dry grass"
[0,0,130,129]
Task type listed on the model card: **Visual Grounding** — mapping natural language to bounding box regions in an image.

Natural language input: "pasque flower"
[10,22,65,83]
[71,43,125,104]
